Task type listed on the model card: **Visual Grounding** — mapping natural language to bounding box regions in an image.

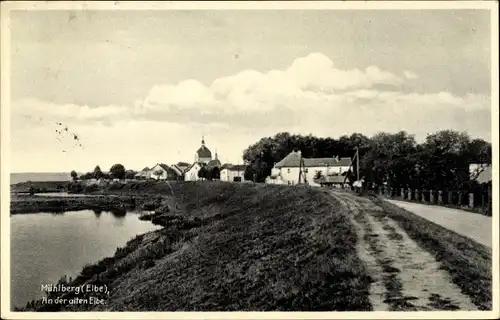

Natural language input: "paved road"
[386,200,492,248]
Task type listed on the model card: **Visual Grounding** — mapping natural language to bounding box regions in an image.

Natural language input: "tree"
[198,166,207,180]
[153,169,164,180]
[70,170,78,181]
[244,166,255,181]
[125,170,137,179]
[110,164,126,179]
[211,167,221,180]
[93,166,103,180]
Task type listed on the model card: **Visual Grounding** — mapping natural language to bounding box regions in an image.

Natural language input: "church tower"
[195,136,212,163]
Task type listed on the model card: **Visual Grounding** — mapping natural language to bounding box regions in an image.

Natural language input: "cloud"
[404,70,419,79]
[9,52,491,172]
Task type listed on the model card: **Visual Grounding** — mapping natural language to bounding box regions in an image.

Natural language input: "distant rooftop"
[275,151,352,168]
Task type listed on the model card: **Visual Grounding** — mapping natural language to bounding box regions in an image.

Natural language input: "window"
[287,168,290,174]
[304,168,308,173]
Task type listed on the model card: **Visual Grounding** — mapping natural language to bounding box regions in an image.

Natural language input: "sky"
[9,9,492,173]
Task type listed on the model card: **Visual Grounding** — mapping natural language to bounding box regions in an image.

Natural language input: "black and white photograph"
[1,1,498,319]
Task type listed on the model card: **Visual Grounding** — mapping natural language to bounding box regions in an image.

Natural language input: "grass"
[21,181,373,311]
[9,195,127,214]
[370,196,492,310]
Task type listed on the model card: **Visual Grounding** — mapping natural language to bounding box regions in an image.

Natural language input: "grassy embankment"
[370,196,492,310]
[10,181,69,194]
[21,181,373,311]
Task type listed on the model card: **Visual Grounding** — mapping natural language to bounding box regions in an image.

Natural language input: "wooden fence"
[374,186,492,216]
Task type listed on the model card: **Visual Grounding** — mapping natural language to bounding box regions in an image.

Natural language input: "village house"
[268,150,352,186]
[134,167,151,180]
[149,163,183,181]
[220,164,247,182]
[469,163,492,184]
[175,162,191,173]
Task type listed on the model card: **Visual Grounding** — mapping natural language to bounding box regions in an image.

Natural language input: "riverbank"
[12,180,492,311]
[18,181,374,311]
[10,194,137,214]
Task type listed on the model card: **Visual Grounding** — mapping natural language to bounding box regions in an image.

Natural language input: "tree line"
[242,130,492,191]
[70,164,136,181]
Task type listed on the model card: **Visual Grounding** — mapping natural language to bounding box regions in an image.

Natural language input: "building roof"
[186,162,204,172]
[197,145,212,158]
[141,167,150,172]
[274,151,352,168]
[177,162,191,168]
[207,159,221,167]
[225,164,247,171]
[315,175,350,184]
[170,164,184,176]
[221,163,233,170]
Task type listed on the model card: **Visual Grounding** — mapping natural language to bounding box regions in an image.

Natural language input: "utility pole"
[355,146,360,182]
[298,151,307,185]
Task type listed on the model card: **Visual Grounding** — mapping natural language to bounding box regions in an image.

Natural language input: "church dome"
[196,137,212,159]
[197,145,212,158]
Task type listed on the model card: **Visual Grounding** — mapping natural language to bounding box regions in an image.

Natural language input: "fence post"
[379,186,383,196]
[422,189,427,203]
[407,188,412,201]
[448,191,453,205]
[400,188,405,200]
[469,193,474,209]
[438,190,443,204]
[415,189,419,201]
[458,192,463,206]
[430,190,435,203]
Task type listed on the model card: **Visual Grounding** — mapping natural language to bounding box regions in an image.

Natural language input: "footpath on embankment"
[385,199,492,248]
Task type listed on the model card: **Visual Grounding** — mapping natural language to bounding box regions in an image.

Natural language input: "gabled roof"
[274,151,352,168]
[150,163,182,176]
[170,164,184,176]
[141,167,150,172]
[186,162,204,172]
[177,161,191,168]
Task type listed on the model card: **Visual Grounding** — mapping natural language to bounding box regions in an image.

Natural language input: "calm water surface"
[11,210,161,309]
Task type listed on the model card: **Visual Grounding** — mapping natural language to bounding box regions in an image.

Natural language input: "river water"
[10,210,161,309]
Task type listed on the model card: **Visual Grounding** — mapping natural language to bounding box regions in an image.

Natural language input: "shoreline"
[10,180,492,312]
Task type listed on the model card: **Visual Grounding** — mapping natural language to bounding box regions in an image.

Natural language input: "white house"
[150,163,182,181]
[469,163,492,184]
[220,164,247,182]
[185,162,204,181]
[270,150,352,186]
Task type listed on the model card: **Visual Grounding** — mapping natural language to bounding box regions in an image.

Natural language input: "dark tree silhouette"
[110,164,126,179]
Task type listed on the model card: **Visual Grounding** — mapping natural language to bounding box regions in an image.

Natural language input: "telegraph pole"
[355,146,360,182]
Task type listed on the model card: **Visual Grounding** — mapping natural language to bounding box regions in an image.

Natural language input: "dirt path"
[327,191,478,311]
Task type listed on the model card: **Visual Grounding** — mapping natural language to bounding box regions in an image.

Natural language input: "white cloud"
[404,70,419,79]
[9,52,491,172]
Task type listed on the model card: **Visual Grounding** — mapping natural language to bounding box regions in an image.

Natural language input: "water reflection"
[10,210,162,309]
[92,208,102,217]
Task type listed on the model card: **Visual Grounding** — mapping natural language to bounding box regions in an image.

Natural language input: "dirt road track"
[327,191,478,311]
